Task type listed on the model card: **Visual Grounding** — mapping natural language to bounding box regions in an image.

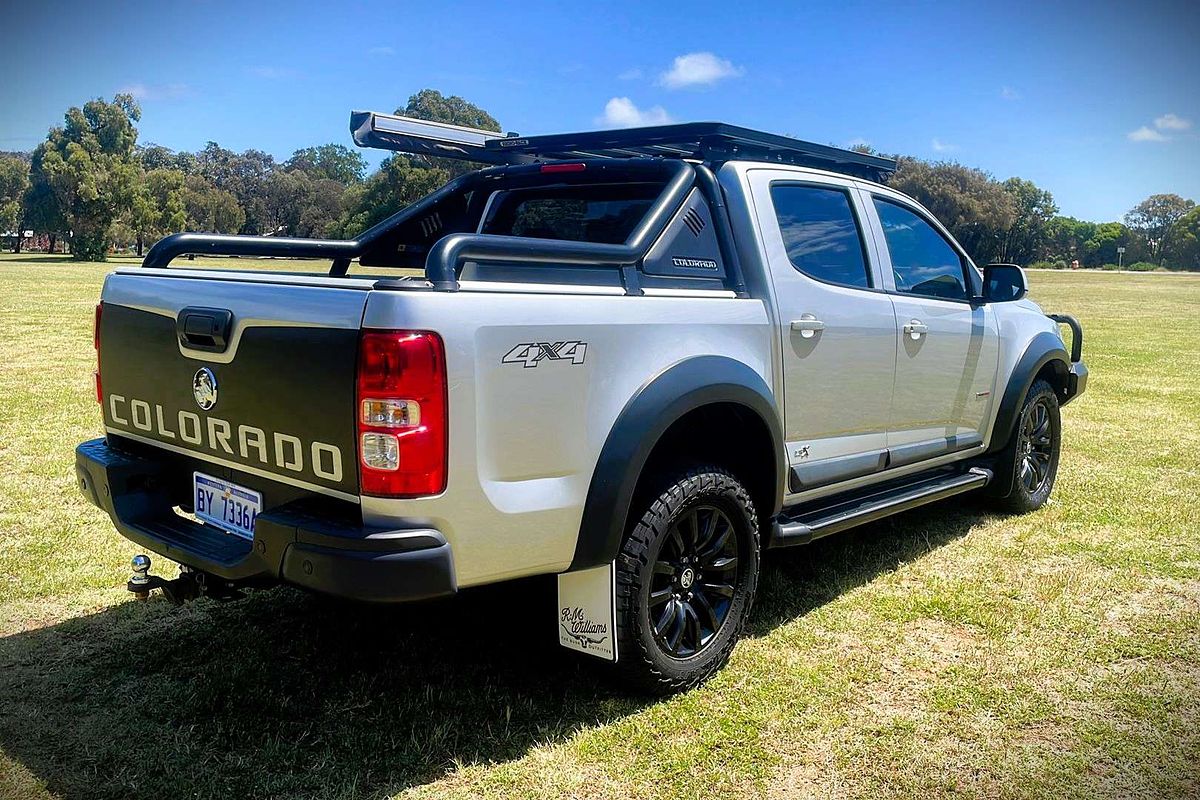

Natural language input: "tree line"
[876,153,1197,270]
[1,89,1197,270]
[0,89,499,261]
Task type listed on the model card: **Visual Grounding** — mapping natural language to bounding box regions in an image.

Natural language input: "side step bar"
[770,467,992,548]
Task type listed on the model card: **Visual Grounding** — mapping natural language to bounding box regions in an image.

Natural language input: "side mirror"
[981,263,1027,303]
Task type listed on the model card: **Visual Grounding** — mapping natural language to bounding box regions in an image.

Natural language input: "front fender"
[987,330,1069,457]
[569,356,785,571]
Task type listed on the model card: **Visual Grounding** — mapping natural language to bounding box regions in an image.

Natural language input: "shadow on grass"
[0,503,986,799]
[1,254,89,264]
[0,254,143,264]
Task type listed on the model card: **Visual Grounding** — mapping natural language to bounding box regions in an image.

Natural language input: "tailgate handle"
[177,307,234,353]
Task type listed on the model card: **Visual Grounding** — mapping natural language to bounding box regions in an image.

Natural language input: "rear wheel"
[613,467,760,693]
[989,379,1061,512]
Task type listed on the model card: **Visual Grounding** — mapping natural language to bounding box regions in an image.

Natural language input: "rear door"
[747,170,897,496]
[864,194,999,465]
[99,270,371,504]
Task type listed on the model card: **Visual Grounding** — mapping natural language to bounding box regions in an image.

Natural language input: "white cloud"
[247,66,296,79]
[931,137,958,152]
[1128,125,1168,142]
[1155,113,1191,131]
[367,46,395,57]
[618,67,643,80]
[658,52,743,89]
[597,97,672,128]
[845,137,872,150]
[119,82,190,101]
[1000,86,1021,100]
[1127,112,1192,143]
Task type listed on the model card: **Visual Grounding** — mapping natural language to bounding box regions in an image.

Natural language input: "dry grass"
[1,254,1198,799]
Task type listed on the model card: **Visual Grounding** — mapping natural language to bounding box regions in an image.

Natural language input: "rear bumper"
[75,438,456,602]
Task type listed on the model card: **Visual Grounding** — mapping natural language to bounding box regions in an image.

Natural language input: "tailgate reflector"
[356,331,447,497]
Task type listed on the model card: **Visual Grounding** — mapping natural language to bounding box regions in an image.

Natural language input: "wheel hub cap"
[679,568,695,590]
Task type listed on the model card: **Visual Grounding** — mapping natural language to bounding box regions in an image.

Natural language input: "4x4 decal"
[502,341,588,368]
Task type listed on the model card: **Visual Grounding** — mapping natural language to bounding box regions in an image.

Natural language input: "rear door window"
[872,198,970,300]
[770,184,871,288]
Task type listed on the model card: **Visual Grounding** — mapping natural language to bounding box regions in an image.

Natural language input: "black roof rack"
[490,122,896,181]
[350,112,896,182]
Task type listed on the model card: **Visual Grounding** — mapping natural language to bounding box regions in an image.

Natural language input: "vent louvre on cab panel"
[683,207,706,237]
[419,212,443,238]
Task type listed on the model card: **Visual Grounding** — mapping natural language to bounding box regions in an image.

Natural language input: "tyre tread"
[612,466,759,694]
[988,378,1061,513]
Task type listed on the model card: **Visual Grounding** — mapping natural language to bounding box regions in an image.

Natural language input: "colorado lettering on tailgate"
[106,394,344,483]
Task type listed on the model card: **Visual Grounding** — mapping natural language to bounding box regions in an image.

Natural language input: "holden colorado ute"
[75,114,1086,691]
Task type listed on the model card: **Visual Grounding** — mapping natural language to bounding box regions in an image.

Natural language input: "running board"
[769,467,992,548]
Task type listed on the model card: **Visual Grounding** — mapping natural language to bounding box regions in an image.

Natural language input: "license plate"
[193,472,262,540]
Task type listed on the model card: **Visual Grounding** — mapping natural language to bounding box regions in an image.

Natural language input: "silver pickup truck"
[76,113,1086,692]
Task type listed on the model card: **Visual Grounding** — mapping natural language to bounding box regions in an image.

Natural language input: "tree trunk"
[14,231,21,254]
[49,234,57,254]
[136,232,144,257]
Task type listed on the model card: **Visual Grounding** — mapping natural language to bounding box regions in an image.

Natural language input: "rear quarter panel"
[361,288,772,587]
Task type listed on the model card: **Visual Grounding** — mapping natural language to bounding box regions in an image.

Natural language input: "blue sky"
[2,0,1196,222]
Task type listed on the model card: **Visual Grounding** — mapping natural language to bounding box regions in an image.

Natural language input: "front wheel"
[989,378,1062,512]
[613,467,760,693]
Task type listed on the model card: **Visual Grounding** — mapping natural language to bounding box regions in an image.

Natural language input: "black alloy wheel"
[612,467,760,693]
[988,378,1061,513]
[1018,395,1055,494]
[648,504,739,658]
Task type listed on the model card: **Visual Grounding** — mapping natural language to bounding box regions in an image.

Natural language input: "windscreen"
[480,183,662,244]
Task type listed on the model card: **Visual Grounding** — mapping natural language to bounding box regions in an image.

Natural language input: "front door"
[867,195,999,465]
[750,172,897,496]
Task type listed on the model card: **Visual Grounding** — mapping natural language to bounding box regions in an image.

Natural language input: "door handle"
[790,315,825,339]
[903,319,929,339]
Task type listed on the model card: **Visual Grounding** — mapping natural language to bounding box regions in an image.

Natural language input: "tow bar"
[126,554,244,604]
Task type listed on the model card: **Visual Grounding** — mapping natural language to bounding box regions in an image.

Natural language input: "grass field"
[1,253,1198,799]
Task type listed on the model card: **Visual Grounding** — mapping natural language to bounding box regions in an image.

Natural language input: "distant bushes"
[1022,259,1163,272]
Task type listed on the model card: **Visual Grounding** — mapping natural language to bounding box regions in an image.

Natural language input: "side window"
[872,198,969,300]
[770,184,871,288]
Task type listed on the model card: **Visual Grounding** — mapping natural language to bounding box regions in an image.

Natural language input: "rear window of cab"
[480,183,663,244]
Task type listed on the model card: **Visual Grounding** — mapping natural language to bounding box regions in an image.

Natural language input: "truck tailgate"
[98,270,370,503]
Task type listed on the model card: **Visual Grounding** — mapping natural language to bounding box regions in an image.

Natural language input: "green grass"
[1,253,1198,799]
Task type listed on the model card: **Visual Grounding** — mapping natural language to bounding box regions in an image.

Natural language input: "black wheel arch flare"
[986,330,1070,459]
[569,356,785,572]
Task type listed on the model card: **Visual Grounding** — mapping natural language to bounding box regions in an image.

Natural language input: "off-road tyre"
[988,379,1061,513]
[612,467,760,694]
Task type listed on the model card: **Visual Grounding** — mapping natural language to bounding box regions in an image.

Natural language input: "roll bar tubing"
[142,158,747,296]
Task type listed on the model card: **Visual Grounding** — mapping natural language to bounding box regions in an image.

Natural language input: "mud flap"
[557,561,617,662]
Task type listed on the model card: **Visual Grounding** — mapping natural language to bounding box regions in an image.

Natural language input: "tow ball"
[126,555,243,604]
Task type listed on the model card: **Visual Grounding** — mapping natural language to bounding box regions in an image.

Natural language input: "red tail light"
[93,302,103,403]
[356,330,448,497]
